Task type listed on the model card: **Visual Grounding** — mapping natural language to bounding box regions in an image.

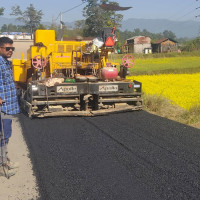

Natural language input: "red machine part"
[101,67,118,80]
[32,55,47,69]
[105,37,115,47]
[122,54,134,68]
[104,27,116,47]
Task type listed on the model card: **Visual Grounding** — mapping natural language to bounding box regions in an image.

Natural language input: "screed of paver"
[0,117,39,200]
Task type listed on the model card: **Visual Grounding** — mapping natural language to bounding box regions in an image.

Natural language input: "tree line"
[0,1,199,51]
[0,4,43,38]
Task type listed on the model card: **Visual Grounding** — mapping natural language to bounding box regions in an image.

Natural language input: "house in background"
[124,36,152,54]
[152,38,178,53]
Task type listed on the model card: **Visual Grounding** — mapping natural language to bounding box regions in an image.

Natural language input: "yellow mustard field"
[128,73,200,110]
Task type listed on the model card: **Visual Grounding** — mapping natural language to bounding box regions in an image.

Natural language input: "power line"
[196,0,200,36]
[157,0,199,38]
[167,1,197,21]
[62,2,85,14]
[178,8,197,20]
[55,1,86,22]
[161,8,196,32]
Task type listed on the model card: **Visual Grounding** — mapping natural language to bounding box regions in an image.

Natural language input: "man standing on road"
[0,37,20,178]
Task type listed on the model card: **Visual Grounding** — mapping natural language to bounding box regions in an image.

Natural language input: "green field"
[111,52,200,75]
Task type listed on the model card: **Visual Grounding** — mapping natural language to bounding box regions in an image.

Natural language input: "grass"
[143,93,200,128]
[143,93,184,119]
[132,57,200,75]
[179,106,200,125]
[114,50,200,59]
[111,53,200,75]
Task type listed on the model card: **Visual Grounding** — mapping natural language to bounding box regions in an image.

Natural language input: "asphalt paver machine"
[12,28,142,117]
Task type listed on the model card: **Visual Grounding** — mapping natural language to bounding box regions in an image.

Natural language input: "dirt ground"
[0,117,39,200]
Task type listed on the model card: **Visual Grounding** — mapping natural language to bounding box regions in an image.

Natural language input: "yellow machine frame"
[13,30,111,83]
[12,29,142,117]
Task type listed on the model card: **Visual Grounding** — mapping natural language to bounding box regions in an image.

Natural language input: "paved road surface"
[19,111,200,200]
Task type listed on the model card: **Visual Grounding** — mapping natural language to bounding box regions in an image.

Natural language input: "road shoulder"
[0,117,39,200]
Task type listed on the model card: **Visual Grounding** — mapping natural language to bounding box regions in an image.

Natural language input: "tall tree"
[0,7,4,16]
[1,24,7,32]
[10,4,43,37]
[82,0,123,37]
[1,23,34,33]
[0,24,18,32]
[74,20,86,36]
[163,30,176,40]
[7,24,18,32]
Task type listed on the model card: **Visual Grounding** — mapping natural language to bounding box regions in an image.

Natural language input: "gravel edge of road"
[0,116,39,200]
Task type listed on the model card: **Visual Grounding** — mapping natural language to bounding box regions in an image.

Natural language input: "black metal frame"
[21,80,143,117]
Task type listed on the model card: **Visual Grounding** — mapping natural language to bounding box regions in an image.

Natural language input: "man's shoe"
[7,161,19,170]
[0,166,16,178]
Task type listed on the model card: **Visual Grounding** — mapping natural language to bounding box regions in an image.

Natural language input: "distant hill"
[1,16,199,39]
[0,16,23,26]
[121,18,200,39]
[0,16,74,30]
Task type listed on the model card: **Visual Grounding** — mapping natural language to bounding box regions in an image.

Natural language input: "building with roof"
[124,36,152,54]
[152,38,178,53]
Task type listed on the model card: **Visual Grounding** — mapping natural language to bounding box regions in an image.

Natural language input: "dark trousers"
[0,111,13,167]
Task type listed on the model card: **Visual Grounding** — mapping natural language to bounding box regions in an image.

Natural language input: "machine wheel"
[122,54,134,68]
[32,55,47,70]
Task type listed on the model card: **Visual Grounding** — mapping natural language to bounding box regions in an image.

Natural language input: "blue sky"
[2,0,200,23]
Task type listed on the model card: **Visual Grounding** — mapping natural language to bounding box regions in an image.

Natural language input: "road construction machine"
[12,27,142,117]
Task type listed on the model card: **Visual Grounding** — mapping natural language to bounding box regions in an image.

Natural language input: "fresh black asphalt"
[18,111,200,200]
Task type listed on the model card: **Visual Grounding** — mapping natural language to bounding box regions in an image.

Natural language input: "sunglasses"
[0,47,15,51]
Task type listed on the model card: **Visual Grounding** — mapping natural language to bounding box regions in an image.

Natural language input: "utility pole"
[60,12,63,41]
[196,0,200,36]
[195,6,200,18]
